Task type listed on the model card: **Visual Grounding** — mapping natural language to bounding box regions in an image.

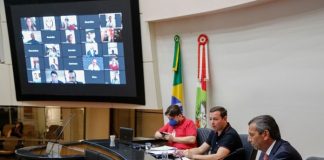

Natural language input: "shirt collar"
[266,140,276,156]
[217,122,230,137]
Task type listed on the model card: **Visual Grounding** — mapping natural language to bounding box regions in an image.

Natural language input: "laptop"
[119,127,157,145]
[119,127,134,145]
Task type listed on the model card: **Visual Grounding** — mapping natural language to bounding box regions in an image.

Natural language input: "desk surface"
[15,139,159,160]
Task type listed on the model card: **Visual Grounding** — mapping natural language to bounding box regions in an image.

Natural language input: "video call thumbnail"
[22,13,126,85]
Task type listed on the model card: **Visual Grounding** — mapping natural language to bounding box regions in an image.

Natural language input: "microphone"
[41,113,76,157]
[54,113,76,143]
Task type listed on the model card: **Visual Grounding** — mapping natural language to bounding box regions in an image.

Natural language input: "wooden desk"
[0,136,59,150]
[15,140,158,160]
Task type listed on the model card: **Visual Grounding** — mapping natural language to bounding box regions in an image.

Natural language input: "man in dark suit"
[248,115,302,160]
[49,71,63,84]
[27,33,40,44]
[66,70,83,84]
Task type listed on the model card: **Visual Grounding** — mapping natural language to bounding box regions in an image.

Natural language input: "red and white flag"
[195,34,209,128]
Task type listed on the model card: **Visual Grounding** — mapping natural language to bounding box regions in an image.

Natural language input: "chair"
[224,134,257,160]
[306,157,324,160]
[2,124,14,137]
[196,128,212,146]
[224,148,245,160]
[22,124,37,146]
[239,134,257,160]
[196,128,212,155]
[0,124,17,157]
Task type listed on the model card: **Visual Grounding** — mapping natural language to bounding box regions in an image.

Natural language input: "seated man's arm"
[170,119,196,144]
[181,142,210,157]
[169,135,196,144]
[154,124,169,139]
[154,131,164,139]
[190,146,230,160]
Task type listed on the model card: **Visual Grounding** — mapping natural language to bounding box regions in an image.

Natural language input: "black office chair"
[306,157,324,160]
[224,148,245,160]
[239,134,257,160]
[196,128,212,146]
[196,128,212,155]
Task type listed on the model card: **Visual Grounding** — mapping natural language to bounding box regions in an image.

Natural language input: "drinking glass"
[145,142,152,150]
[110,135,116,147]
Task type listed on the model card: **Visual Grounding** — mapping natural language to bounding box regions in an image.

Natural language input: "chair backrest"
[306,157,324,160]
[239,134,257,160]
[196,128,212,147]
[2,124,14,137]
[2,124,35,138]
[224,148,245,160]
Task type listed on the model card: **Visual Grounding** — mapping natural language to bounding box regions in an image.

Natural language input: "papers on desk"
[147,145,176,155]
[45,142,62,157]
[150,145,175,151]
[176,157,190,160]
[147,146,191,160]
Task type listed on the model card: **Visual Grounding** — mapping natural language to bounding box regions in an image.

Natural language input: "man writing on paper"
[154,105,197,149]
[177,106,243,160]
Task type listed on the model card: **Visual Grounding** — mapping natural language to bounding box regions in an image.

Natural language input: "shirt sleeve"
[206,131,215,146]
[159,124,169,132]
[218,133,238,152]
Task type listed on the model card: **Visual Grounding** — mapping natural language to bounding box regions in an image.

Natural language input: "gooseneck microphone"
[40,113,76,156]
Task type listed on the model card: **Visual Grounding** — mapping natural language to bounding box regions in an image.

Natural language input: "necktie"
[263,153,269,160]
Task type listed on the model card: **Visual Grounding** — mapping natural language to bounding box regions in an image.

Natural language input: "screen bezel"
[4,0,145,105]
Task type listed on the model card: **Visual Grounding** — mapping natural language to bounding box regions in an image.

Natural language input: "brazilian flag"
[171,35,184,111]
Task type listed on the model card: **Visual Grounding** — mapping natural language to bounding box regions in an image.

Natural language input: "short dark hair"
[51,70,58,75]
[68,70,76,75]
[209,106,227,118]
[248,115,281,140]
[164,104,182,117]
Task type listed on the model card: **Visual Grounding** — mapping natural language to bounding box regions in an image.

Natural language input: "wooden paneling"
[85,108,109,139]
[136,109,163,137]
